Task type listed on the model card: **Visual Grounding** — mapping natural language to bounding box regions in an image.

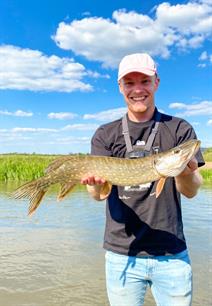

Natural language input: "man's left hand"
[178,157,198,177]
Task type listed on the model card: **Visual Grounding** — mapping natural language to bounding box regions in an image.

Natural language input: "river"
[0,183,211,306]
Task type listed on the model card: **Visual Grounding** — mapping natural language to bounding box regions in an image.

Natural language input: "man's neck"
[128,108,156,123]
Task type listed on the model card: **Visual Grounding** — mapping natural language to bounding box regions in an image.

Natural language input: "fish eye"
[174,149,180,154]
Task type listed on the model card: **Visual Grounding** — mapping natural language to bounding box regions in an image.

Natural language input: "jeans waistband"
[106,249,188,260]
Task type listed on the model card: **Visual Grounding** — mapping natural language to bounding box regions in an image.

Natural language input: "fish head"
[154,139,201,177]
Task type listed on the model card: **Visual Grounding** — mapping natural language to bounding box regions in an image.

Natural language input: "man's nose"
[133,83,143,92]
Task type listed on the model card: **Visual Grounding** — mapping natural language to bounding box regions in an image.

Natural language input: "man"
[81,53,204,306]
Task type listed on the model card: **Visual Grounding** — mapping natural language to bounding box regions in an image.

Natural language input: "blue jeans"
[105,250,192,306]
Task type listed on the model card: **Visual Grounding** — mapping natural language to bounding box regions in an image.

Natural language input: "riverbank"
[202,162,212,169]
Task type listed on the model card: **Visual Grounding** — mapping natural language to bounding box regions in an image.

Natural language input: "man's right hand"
[81,175,106,186]
[81,175,111,201]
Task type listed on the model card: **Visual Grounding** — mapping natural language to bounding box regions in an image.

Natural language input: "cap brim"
[118,68,156,81]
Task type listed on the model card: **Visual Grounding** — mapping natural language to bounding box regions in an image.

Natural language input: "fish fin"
[57,182,76,201]
[45,156,74,174]
[12,178,48,216]
[28,189,47,216]
[99,182,112,200]
[156,177,167,198]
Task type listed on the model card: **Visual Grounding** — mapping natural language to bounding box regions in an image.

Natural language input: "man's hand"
[175,157,203,198]
[178,157,198,177]
[81,175,106,186]
[81,175,110,201]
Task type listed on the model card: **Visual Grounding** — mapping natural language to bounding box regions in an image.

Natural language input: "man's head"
[118,53,159,121]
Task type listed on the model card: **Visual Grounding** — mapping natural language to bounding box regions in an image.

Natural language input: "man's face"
[119,72,159,117]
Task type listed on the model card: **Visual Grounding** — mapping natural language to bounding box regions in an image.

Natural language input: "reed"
[0,154,57,182]
[200,169,212,184]
[203,148,212,161]
[199,148,212,184]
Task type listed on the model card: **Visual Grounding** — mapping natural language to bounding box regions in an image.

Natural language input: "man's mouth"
[131,96,147,102]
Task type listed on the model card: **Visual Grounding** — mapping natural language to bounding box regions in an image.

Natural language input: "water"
[0,183,211,306]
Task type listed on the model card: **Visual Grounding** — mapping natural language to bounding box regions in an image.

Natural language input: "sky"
[0,0,211,154]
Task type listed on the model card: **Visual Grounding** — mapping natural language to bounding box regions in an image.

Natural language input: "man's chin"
[134,105,148,113]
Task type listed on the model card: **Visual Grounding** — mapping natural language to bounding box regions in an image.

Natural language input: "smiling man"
[81,53,204,306]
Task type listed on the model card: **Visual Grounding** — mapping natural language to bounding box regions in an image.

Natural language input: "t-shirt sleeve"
[176,119,205,168]
[91,126,112,157]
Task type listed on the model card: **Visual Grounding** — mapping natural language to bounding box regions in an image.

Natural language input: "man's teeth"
[132,96,146,101]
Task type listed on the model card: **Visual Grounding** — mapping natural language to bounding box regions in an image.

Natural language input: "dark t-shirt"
[91,109,205,256]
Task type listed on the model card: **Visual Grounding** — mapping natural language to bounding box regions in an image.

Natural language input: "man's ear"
[154,76,160,90]
[119,81,123,94]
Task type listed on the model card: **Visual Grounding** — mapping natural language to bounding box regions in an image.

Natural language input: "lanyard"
[122,111,161,153]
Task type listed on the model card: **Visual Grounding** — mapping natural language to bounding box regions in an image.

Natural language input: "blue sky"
[0,0,211,154]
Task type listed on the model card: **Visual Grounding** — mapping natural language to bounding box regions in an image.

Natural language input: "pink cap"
[118,53,157,81]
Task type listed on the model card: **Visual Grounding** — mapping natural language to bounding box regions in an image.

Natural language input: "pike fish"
[12,139,200,216]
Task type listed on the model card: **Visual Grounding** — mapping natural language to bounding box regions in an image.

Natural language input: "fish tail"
[12,178,49,216]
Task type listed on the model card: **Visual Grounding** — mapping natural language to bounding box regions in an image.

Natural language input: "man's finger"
[187,158,198,171]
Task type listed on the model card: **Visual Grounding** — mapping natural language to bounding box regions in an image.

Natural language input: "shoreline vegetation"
[0,149,211,184]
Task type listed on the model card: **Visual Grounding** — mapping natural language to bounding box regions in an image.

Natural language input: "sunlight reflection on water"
[0,183,211,306]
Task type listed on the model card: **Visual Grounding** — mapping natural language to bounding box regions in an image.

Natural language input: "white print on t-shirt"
[124,182,151,192]
[119,195,131,200]
[135,140,145,146]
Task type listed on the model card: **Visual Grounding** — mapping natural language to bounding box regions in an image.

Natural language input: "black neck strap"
[122,111,161,153]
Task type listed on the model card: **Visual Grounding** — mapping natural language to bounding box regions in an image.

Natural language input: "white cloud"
[53,1,212,67]
[12,127,58,133]
[0,131,92,154]
[0,45,93,92]
[198,63,207,68]
[207,119,212,126]
[191,121,200,126]
[169,100,212,116]
[48,112,78,120]
[0,123,98,153]
[156,2,212,34]
[62,123,99,131]
[198,50,212,67]
[53,136,90,145]
[0,109,33,117]
[83,107,127,121]
[87,70,110,79]
[199,50,208,60]
[2,122,98,134]
[169,102,187,109]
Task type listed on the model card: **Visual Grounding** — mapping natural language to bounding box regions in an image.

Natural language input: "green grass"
[0,154,58,181]
[199,147,212,184]
[200,169,212,184]
[203,148,212,162]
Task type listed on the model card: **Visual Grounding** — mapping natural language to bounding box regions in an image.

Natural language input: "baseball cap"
[118,53,157,81]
